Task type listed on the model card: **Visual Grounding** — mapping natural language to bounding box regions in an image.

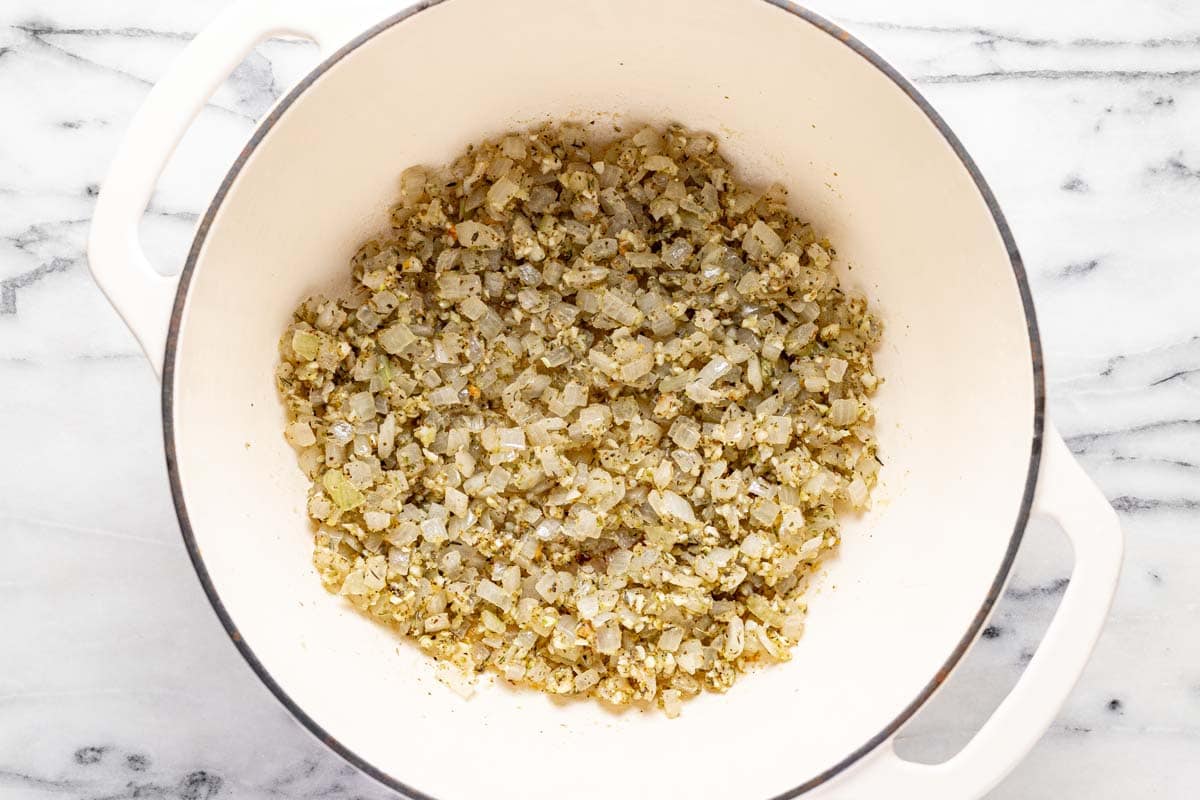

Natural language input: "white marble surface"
[2,0,1198,797]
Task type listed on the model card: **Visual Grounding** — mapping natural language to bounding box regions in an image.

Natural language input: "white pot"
[88,1,1123,798]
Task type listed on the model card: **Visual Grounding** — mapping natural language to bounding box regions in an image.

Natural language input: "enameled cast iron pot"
[88,1,1123,797]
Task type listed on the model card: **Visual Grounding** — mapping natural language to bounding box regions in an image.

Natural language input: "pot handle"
[87,0,385,377]
[823,423,1122,799]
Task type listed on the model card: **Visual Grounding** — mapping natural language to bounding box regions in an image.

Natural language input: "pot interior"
[168,0,1038,797]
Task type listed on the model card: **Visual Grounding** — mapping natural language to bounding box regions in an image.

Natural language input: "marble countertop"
[2,0,1198,797]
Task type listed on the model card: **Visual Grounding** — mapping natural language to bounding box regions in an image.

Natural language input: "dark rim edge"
[161,2,1044,798]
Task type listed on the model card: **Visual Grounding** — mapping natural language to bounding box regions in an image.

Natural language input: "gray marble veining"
[2,0,1198,798]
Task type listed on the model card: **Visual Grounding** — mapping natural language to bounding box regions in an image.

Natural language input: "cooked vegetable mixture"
[276,123,882,715]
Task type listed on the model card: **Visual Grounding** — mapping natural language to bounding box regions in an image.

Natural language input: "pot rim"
[162,2,1045,797]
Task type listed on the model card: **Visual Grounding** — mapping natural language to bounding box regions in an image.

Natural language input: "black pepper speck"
[74,746,106,765]
[178,770,223,800]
